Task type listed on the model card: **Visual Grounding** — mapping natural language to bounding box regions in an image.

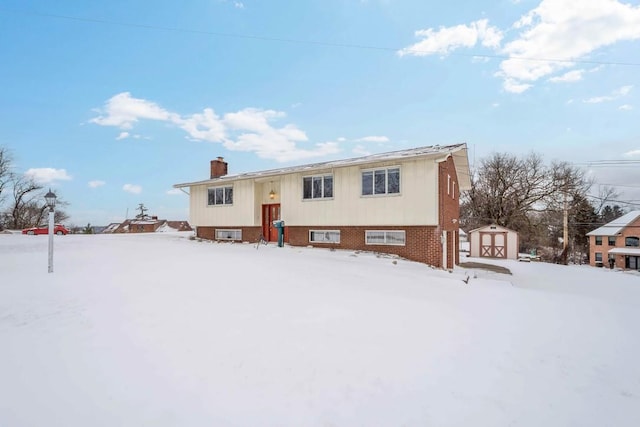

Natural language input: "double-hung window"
[595,236,602,245]
[208,186,233,206]
[361,167,400,196]
[303,175,333,199]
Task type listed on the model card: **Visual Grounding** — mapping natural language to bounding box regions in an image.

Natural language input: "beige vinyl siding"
[189,180,256,226]
[280,158,438,226]
[186,157,440,227]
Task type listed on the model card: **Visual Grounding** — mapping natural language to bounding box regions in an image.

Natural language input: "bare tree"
[461,152,591,253]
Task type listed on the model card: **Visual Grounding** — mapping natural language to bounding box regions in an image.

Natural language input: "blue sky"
[1,0,639,226]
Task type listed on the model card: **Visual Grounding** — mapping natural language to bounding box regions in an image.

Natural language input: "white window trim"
[309,230,341,244]
[302,174,334,201]
[365,230,406,246]
[447,174,451,195]
[215,229,242,240]
[360,166,401,197]
[207,185,233,206]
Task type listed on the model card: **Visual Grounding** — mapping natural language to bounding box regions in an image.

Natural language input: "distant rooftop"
[586,210,640,236]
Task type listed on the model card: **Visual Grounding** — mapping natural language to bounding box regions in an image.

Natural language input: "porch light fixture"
[44,189,57,273]
[269,182,276,200]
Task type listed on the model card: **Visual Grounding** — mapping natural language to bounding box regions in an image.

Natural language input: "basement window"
[215,229,242,240]
[365,230,406,246]
[309,230,340,243]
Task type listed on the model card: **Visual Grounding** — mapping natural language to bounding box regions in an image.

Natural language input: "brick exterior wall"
[589,215,640,269]
[288,225,442,265]
[438,155,461,268]
[197,226,262,242]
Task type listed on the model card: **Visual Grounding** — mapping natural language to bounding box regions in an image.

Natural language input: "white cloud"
[24,168,72,184]
[491,102,500,107]
[498,0,640,91]
[353,145,372,156]
[234,2,245,8]
[623,149,640,157]
[116,132,130,140]
[584,85,633,103]
[619,104,633,111]
[502,79,531,94]
[123,184,142,194]
[356,136,390,143]
[166,188,183,195]
[401,1,640,93]
[92,93,344,162]
[88,180,105,188]
[91,92,179,129]
[549,69,584,83]
[398,19,503,56]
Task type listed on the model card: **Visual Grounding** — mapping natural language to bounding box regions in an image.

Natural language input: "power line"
[2,8,640,67]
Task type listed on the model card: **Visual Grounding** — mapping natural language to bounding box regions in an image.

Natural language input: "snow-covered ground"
[1,232,638,426]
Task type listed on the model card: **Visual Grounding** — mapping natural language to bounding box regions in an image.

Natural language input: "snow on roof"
[586,210,640,236]
[174,143,470,189]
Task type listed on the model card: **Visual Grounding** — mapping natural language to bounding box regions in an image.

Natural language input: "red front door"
[262,204,281,242]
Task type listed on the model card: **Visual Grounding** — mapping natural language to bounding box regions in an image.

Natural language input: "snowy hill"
[1,232,638,426]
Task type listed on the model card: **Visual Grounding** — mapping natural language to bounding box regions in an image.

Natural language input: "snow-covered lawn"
[1,232,639,426]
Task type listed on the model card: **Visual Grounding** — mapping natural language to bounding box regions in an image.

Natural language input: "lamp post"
[44,189,57,273]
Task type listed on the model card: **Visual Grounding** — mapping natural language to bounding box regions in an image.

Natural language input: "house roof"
[174,143,471,190]
[586,210,640,236]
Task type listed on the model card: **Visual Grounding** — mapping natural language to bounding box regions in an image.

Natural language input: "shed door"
[480,233,493,257]
[493,233,506,258]
[480,232,507,258]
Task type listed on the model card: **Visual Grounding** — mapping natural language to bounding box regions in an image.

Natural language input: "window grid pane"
[324,176,333,198]
[387,169,400,193]
[313,176,323,198]
[303,177,312,199]
[362,171,373,196]
[374,170,386,194]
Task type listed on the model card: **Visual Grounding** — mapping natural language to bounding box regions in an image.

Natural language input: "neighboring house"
[586,210,640,270]
[104,219,193,234]
[173,144,471,269]
[468,224,519,260]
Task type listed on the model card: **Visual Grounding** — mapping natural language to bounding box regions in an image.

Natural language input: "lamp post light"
[44,189,57,273]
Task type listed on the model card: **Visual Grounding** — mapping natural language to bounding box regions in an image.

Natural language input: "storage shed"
[469,224,519,260]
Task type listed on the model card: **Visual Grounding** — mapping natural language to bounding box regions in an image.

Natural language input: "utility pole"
[562,183,569,265]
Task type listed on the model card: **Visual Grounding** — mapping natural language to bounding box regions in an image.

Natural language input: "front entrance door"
[626,256,639,270]
[262,204,281,242]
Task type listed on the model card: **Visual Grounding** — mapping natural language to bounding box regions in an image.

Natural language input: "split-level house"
[586,210,640,270]
[173,144,471,268]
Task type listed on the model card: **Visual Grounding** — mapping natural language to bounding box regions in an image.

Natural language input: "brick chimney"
[210,156,228,179]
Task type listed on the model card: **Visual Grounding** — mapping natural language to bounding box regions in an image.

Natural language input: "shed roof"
[468,224,518,234]
[174,143,470,190]
[586,210,640,236]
